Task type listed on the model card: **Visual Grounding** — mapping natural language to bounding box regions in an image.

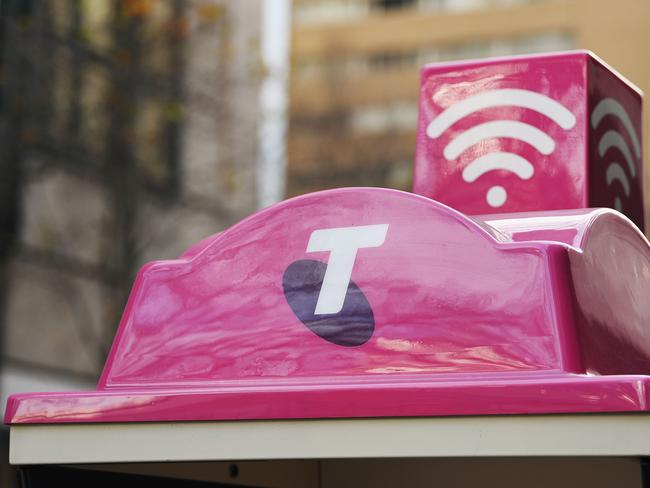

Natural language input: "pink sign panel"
[5,189,650,424]
[414,51,644,230]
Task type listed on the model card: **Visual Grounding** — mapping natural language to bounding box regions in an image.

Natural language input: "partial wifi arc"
[462,152,534,183]
[598,130,637,178]
[591,98,641,159]
[606,163,631,197]
[427,88,577,139]
[443,120,555,160]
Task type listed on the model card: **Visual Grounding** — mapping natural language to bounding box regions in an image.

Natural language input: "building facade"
[0,1,269,484]
[288,0,650,224]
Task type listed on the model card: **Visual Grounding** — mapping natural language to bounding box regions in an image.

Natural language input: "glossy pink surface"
[481,208,650,376]
[414,51,644,230]
[102,189,569,386]
[6,189,650,424]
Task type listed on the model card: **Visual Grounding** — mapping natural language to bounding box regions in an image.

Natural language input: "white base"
[10,413,650,465]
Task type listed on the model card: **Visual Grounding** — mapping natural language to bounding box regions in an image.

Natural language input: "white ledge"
[10,413,650,465]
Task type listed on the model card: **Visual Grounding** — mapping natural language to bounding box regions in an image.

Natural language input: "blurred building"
[0,0,287,484]
[287,0,650,223]
[1,0,650,485]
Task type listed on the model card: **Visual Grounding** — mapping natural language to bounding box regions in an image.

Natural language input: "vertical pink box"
[413,51,644,230]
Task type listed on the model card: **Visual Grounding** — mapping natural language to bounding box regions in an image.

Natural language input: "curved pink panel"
[481,208,650,376]
[100,188,569,388]
[568,211,650,375]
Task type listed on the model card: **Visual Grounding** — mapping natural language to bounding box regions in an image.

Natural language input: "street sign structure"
[7,51,650,488]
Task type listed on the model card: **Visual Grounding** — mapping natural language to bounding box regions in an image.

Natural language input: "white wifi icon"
[590,97,641,212]
[427,89,577,207]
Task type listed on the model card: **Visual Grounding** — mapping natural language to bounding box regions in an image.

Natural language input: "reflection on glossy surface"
[6,374,650,424]
[479,208,601,246]
[6,189,650,424]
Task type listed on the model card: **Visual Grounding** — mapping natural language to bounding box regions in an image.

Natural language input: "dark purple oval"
[282,259,374,347]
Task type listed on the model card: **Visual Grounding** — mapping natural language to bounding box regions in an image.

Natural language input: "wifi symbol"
[590,97,641,212]
[427,89,577,208]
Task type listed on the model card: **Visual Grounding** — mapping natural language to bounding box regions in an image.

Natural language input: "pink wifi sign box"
[413,51,644,230]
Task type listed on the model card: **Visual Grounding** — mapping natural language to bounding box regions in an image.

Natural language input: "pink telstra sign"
[413,50,644,230]
[6,188,650,424]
